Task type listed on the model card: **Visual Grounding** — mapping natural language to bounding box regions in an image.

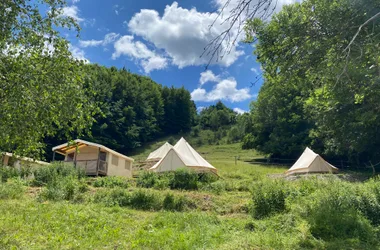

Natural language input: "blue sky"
[61,0,296,113]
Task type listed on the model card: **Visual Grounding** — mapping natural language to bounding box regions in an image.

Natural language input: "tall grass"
[0,179,25,199]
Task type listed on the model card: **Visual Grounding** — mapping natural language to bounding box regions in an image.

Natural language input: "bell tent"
[286,147,338,175]
[149,137,217,174]
[147,142,173,161]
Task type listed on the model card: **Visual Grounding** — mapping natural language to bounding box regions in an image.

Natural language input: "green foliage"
[0,166,29,183]
[303,181,375,241]
[252,180,287,219]
[136,171,159,188]
[244,0,380,162]
[129,189,161,211]
[0,0,94,157]
[92,176,129,188]
[169,169,199,190]
[32,163,85,187]
[0,180,25,199]
[198,172,219,184]
[93,188,131,207]
[162,193,188,211]
[38,177,88,202]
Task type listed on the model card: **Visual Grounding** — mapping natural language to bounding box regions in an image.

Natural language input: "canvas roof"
[52,139,134,162]
[147,142,173,160]
[150,137,216,173]
[286,147,338,175]
[2,152,50,165]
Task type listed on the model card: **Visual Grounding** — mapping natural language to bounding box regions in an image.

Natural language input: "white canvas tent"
[286,147,338,175]
[147,142,173,161]
[149,137,217,174]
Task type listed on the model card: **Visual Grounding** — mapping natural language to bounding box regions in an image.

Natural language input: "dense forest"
[44,64,198,159]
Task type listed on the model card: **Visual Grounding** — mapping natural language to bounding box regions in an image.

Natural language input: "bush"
[129,189,161,211]
[32,163,85,187]
[136,171,159,188]
[93,188,131,207]
[198,172,218,184]
[38,177,88,202]
[93,176,129,188]
[252,180,287,219]
[304,181,375,240]
[169,169,199,190]
[0,180,25,199]
[0,167,20,183]
[0,166,32,183]
[162,193,188,211]
[355,178,380,226]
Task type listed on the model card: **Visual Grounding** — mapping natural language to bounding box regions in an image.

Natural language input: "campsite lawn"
[1,142,380,249]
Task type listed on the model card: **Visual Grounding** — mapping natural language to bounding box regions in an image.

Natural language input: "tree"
[244,0,380,162]
[0,0,94,158]
[203,0,278,67]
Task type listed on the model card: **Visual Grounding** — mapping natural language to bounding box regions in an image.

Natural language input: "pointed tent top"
[150,137,216,173]
[147,142,173,160]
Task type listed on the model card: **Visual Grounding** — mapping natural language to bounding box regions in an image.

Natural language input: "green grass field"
[1,142,380,249]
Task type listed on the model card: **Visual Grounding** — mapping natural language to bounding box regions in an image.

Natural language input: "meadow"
[1,143,380,249]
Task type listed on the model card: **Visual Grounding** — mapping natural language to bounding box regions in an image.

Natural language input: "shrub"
[93,176,129,188]
[0,167,20,183]
[129,189,161,211]
[304,181,375,240]
[355,178,380,226]
[0,180,25,199]
[136,171,159,188]
[162,193,189,211]
[251,180,287,219]
[32,163,85,187]
[38,177,88,202]
[198,172,218,184]
[153,177,170,190]
[0,166,31,183]
[169,169,198,190]
[93,188,131,207]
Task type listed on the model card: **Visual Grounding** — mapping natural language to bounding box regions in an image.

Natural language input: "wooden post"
[52,151,56,162]
[74,145,78,168]
[96,147,100,176]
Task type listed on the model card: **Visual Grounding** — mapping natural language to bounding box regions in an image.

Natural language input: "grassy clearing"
[1,143,380,249]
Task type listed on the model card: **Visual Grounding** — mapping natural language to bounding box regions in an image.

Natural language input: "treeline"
[188,101,253,147]
[242,0,380,164]
[45,64,197,159]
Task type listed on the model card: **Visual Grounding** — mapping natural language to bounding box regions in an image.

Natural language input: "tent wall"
[151,149,186,172]
[107,152,133,177]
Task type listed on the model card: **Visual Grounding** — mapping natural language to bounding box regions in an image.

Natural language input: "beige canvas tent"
[1,152,50,169]
[52,139,134,177]
[286,147,338,175]
[150,137,217,174]
[147,142,173,161]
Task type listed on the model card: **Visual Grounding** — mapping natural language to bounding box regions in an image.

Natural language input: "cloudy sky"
[62,0,297,113]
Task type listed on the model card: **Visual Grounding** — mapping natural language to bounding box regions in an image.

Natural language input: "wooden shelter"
[52,139,134,177]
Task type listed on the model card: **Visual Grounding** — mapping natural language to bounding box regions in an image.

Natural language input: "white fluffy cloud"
[200,70,220,85]
[124,1,298,70]
[112,35,168,73]
[61,5,84,22]
[79,33,120,48]
[69,44,89,63]
[191,71,251,102]
[233,107,247,114]
[127,2,244,68]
